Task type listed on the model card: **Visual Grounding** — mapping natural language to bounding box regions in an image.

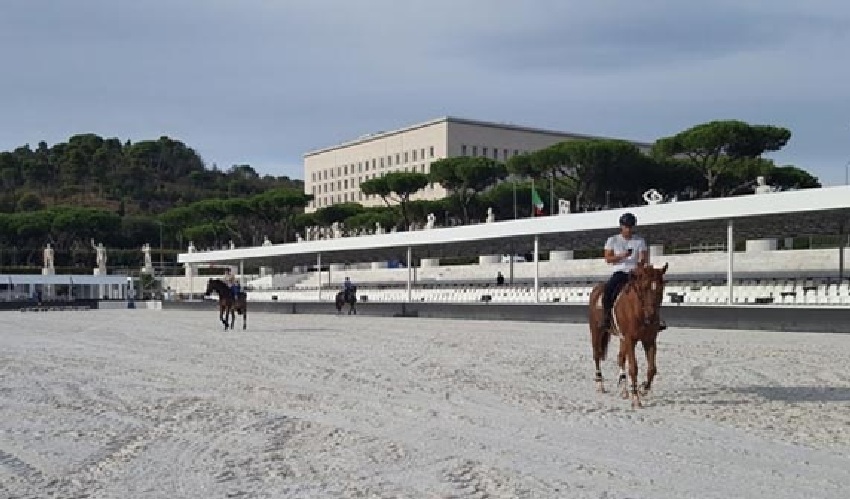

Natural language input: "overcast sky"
[2,0,849,185]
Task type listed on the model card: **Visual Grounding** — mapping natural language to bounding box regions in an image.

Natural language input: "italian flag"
[531,183,544,216]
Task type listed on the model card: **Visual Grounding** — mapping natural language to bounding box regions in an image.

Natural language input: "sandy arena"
[1,310,849,498]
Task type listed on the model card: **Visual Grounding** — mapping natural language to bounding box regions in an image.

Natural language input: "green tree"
[430,157,507,224]
[652,120,792,197]
[360,172,429,228]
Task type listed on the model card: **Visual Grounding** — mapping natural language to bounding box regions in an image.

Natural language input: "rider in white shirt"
[602,212,649,331]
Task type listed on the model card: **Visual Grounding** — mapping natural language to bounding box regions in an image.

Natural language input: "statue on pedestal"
[262,235,272,246]
[426,213,436,230]
[296,233,304,243]
[229,240,236,250]
[375,222,384,235]
[754,176,777,194]
[142,243,153,270]
[43,243,55,271]
[331,222,342,239]
[486,207,495,223]
[188,241,196,253]
[90,239,107,272]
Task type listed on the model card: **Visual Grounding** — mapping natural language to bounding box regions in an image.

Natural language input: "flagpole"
[550,174,554,216]
[531,178,535,217]
[512,179,517,220]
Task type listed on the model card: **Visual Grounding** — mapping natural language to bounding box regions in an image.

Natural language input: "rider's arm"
[603,236,627,264]
[637,238,649,265]
[604,248,626,264]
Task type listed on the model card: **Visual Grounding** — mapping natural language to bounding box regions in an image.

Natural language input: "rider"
[342,276,354,299]
[602,212,649,331]
[223,268,239,296]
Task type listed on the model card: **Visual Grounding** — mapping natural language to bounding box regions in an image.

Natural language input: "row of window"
[312,182,441,208]
[310,164,432,208]
[461,145,528,160]
[310,146,436,183]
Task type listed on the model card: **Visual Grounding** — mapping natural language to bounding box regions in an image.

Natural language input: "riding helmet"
[619,212,637,227]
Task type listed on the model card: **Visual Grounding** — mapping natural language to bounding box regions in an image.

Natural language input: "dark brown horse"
[588,262,668,408]
[335,286,357,315]
[205,278,248,330]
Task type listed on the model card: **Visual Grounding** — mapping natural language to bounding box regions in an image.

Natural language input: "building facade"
[303,116,652,212]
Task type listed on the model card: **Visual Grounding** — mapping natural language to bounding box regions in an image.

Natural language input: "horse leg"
[219,306,228,329]
[625,338,641,408]
[640,340,658,395]
[617,341,628,399]
[591,324,607,393]
[242,307,247,330]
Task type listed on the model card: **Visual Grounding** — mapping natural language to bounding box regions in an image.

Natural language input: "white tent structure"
[178,186,850,304]
[1,274,131,301]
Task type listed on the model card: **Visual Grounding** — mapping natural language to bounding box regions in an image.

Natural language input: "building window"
[337,181,341,190]
[358,192,362,201]
[380,157,384,168]
[372,159,376,169]
[387,155,392,166]
[482,147,488,157]
[503,149,509,160]
[311,172,316,182]
[344,179,348,188]
[429,146,435,158]
[493,148,498,160]
[513,149,519,157]
[396,153,400,164]
[404,152,409,163]
[472,146,478,156]
[412,150,417,161]
[461,145,467,156]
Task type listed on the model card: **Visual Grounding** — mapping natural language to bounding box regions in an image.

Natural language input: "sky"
[1,0,849,185]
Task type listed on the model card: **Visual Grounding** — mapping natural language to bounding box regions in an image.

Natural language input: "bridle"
[629,268,664,327]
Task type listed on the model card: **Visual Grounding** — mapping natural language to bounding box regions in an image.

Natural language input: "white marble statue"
[375,222,384,235]
[90,239,107,271]
[142,243,153,269]
[426,213,436,230]
[331,222,342,239]
[188,241,196,253]
[229,240,236,250]
[296,233,303,243]
[262,235,272,246]
[486,207,495,223]
[754,176,778,194]
[642,188,663,205]
[43,243,55,270]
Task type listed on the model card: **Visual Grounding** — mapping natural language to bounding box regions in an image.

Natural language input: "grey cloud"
[0,0,848,185]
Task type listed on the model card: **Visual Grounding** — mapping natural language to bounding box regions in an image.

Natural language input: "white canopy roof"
[178,186,850,265]
[0,274,130,285]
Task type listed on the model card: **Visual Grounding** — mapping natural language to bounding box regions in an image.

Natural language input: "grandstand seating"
[164,247,850,307]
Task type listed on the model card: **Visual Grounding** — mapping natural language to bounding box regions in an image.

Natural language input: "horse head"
[632,262,668,327]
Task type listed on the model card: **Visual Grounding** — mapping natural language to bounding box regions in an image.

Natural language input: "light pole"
[845,159,850,185]
[155,221,164,275]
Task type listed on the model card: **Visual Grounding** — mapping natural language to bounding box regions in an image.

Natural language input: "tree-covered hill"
[0,134,301,214]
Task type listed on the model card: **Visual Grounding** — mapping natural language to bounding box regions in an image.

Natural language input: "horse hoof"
[595,381,606,393]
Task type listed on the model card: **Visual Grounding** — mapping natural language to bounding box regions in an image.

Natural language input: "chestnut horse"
[205,278,248,330]
[588,262,668,408]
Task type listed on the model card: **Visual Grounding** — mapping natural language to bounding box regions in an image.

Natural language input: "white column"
[407,246,412,303]
[727,219,734,304]
[317,253,322,302]
[533,235,540,303]
[239,260,244,283]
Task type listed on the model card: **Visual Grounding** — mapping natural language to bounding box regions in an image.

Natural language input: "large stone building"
[303,116,652,212]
